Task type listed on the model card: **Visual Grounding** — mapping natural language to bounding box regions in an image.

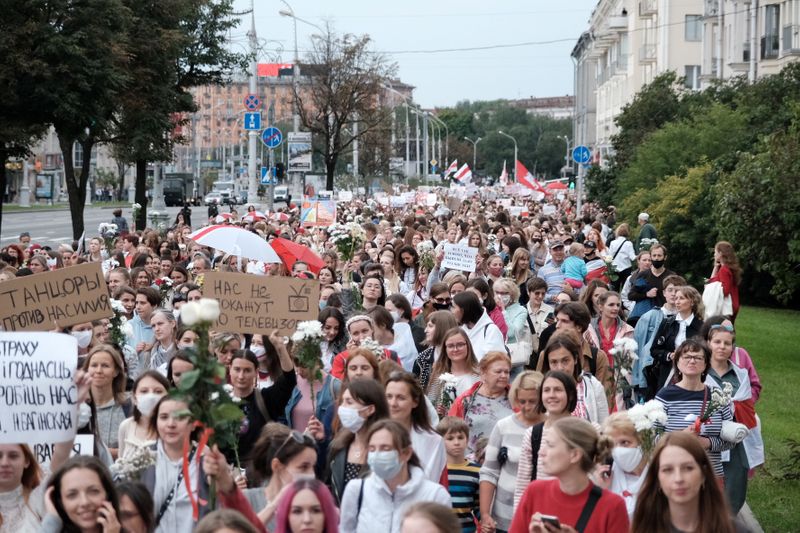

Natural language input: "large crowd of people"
[0,184,761,533]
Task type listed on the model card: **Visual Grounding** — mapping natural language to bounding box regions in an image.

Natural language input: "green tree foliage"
[715,110,800,304]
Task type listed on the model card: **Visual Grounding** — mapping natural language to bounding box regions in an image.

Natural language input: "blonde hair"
[568,242,584,257]
[601,412,638,440]
[479,351,511,374]
[493,278,520,303]
[508,370,544,409]
[551,417,614,473]
[676,285,704,318]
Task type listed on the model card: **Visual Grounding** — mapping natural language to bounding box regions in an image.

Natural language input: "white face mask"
[136,392,163,418]
[71,330,93,349]
[499,295,511,306]
[250,345,266,359]
[389,310,401,322]
[612,445,644,473]
[337,406,366,433]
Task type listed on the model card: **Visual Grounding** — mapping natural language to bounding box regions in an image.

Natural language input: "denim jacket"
[632,308,666,387]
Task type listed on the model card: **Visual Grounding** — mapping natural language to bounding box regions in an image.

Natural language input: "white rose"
[181,302,200,325]
[198,298,220,322]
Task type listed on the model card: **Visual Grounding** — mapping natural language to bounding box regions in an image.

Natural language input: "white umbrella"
[214,213,235,223]
[188,225,281,263]
[242,211,267,223]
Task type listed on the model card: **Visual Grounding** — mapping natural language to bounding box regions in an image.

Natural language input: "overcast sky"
[232,0,599,108]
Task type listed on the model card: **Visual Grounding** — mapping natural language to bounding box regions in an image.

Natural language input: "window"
[685,65,701,90]
[685,15,703,41]
[73,142,83,167]
[763,4,780,58]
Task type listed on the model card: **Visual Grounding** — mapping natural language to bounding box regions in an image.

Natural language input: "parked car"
[273,186,289,204]
[204,192,223,206]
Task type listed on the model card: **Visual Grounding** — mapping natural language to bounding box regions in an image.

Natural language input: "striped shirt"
[536,260,566,304]
[447,460,481,533]
[655,384,734,477]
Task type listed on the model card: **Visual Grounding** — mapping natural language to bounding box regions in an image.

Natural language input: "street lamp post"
[463,136,482,171]
[558,135,570,178]
[246,1,259,207]
[497,130,518,178]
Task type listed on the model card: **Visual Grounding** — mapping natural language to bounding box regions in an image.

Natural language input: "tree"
[295,27,397,191]
[715,109,800,304]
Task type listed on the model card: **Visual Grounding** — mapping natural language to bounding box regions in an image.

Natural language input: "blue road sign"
[260,167,276,185]
[244,112,261,131]
[261,127,283,149]
[244,94,261,111]
[572,145,592,165]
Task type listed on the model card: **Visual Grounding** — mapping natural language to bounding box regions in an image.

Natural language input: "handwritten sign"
[338,191,353,202]
[35,434,94,468]
[203,272,320,335]
[442,243,479,273]
[542,204,557,216]
[0,332,79,445]
[0,263,112,332]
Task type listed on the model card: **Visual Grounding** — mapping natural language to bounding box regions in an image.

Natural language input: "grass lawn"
[736,306,800,531]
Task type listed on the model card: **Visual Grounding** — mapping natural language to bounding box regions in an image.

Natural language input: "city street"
[0,206,183,247]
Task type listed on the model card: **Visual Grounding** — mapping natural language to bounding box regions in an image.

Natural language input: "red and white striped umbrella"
[214,213,235,223]
[188,225,281,263]
[242,211,267,223]
[270,212,290,222]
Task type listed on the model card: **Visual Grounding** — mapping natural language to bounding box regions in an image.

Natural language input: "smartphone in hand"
[540,515,561,529]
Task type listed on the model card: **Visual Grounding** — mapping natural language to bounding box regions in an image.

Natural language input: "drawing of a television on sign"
[288,285,310,312]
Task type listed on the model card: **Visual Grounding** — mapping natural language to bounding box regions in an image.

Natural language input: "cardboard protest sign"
[35,434,94,468]
[0,263,112,332]
[442,243,478,273]
[0,332,79,445]
[203,272,320,335]
[300,200,337,227]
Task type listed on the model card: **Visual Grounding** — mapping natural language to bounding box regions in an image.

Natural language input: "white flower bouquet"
[109,299,130,348]
[292,321,325,411]
[685,382,733,434]
[610,337,638,410]
[626,400,667,454]
[180,298,221,326]
[328,222,367,262]
[437,372,459,413]
[110,444,155,481]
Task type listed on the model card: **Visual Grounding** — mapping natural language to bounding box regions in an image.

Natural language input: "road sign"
[572,145,592,165]
[260,167,277,185]
[261,127,283,149]
[243,94,261,111]
[244,112,261,131]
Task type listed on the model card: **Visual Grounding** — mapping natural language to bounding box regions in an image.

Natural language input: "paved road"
[0,206,183,247]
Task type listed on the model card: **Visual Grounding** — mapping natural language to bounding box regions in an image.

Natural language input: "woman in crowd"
[585,291,634,409]
[414,310,459,393]
[529,229,548,273]
[514,371,579,505]
[425,328,480,414]
[654,339,733,480]
[41,456,122,533]
[480,371,544,533]
[318,307,347,373]
[117,371,169,459]
[386,293,425,354]
[213,333,242,369]
[649,286,705,394]
[28,255,50,274]
[542,331,608,424]
[621,250,651,315]
[631,432,737,533]
[342,348,381,385]
[385,372,447,483]
[378,249,407,296]
[706,241,742,322]
[494,278,529,374]
[341,270,385,316]
[329,315,399,379]
[327,379,389,504]
[705,324,763,514]
[466,278,508,339]
[116,481,155,533]
[166,351,194,388]
[130,267,153,289]
[594,413,650,519]
[229,339,296,461]
[525,277,555,357]
[318,266,339,291]
[508,248,533,306]
[243,423,318,531]
[396,245,419,288]
[248,333,283,389]
[700,316,762,402]
[273,479,339,533]
[448,351,513,458]
[579,279,609,318]
[400,502,461,533]
[83,344,130,460]
[140,309,178,371]
[169,265,190,285]
[510,418,629,533]
[485,254,505,285]
[285,347,341,445]
[87,237,105,263]
[452,291,505,361]
[194,510,259,533]
[339,420,451,533]
[608,224,637,292]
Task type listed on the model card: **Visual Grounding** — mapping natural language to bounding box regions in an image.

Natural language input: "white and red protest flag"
[515,160,546,193]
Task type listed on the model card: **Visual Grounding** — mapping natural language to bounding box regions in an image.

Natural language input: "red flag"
[515,160,546,193]
[444,159,459,177]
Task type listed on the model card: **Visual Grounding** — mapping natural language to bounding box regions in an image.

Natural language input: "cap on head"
[583,240,597,250]
[638,212,650,222]
[549,240,565,250]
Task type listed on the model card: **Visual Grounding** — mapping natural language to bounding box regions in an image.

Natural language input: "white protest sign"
[338,191,353,202]
[390,195,406,207]
[34,434,94,468]
[426,193,437,206]
[0,332,78,445]
[442,243,479,273]
[402,191,415,204]
[497,198,512,208]
[542,204,557,216]
[509,206,524,217]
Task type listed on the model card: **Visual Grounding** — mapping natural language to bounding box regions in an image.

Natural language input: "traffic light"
[275,162,286,180]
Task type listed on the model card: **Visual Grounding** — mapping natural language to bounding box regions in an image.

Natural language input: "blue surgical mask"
[319,300,328,311]
[367,450,403,480]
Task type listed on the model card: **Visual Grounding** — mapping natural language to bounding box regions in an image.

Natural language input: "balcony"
[639,44,657,63]
[704,0,719,18]
[607,15,628,31]
[639,0,657,17]
[783,25,800,53]
[761,34,779,59]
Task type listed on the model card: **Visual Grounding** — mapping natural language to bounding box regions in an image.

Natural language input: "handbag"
[702,281,733,319]
[508,337,532,366]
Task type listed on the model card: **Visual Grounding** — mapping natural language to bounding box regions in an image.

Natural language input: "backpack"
[529,422,545,480]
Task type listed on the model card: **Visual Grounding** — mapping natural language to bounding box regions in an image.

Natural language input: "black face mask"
[432,302,451,310]
[652,259,665,269]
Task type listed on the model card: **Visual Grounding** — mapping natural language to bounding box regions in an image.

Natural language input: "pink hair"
[274,479,340,533]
